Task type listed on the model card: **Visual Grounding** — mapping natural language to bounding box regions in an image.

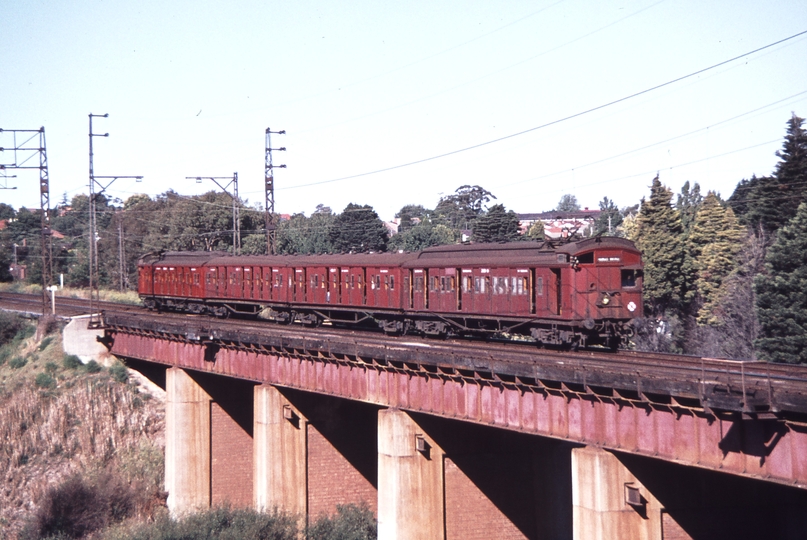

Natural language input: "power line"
[281,29,807,191]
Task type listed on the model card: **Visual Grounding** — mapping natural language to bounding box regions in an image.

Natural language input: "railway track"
[5,290,807,415]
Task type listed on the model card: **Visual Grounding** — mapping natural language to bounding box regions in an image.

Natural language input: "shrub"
[109,362,129,383]
[84,360,102,374]
[35,372,56,389]
[38,336,54,351]
[45,361,58,373]
[105,506,298,540]
[0,311,26,345]
[307,503,377,540]
[24,472,138,540]
[9,356,27,369]
[63,354,82,369]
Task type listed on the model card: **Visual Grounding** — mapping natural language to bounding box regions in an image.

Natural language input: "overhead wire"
[279,29,807,191]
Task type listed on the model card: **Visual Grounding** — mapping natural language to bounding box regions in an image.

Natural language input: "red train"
[137,237,643,349]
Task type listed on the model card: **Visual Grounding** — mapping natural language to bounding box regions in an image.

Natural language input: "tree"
[525,220,545,241]
[0,203,15,221]
[686,192,745,325]
[730,114,807,234]
[277,211,336,254]
[593,197,622,236]
[635,176,689,316]
[434,185,495,229]
[388,220,456,252]
[395,204,428,234]
[676,181,703,234]
[329,203,388,253]
[472,204,521,243]
[555,194,581,212]
[754,202,807,363]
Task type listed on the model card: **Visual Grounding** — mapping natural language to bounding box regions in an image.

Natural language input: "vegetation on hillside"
[1,113,806,361]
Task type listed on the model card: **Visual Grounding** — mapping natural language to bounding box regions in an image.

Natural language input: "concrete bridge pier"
[377,408,445,540]
[572,446,664,540]
[165,367,255,515]
[254,384,308,515]
[165,367,212,515]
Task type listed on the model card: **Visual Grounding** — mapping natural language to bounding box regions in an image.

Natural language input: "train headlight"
[601,294,610,305]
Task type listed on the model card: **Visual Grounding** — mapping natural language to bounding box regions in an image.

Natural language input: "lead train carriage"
[137,237,643,349]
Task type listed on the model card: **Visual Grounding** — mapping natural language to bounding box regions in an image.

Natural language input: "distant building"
[518,209,601,239]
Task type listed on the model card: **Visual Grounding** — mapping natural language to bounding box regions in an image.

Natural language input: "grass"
[0,317,166,539]
[0,282,143,306]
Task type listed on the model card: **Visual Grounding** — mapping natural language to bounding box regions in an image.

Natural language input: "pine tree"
[635,176,689,316]
[676,181,703,234]
[731,114,807,233]
[687,192,745,325]
[754,202,807,363]
[593,197,622,236]
[329,203,389,253]
[472,204,521,243]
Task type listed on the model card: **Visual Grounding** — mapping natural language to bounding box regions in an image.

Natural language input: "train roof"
[138,237,640,269]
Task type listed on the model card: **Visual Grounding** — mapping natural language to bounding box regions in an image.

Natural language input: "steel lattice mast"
[0,127,52,314]
[265,128,286,254]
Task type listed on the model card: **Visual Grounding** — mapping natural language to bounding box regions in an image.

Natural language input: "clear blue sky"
[2,0,806,220]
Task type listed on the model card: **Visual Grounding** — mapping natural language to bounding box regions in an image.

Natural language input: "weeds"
[35,372,56,389]
[63,355,82,369]
[9,356,27,369]
[308,503,377,540]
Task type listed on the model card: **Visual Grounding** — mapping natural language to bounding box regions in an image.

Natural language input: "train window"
[513,277,526,295]
[431,276,439,292]
[621,269,639,288]
[463,276,473,293]
[493,277,508,295]
[474,276,487,294]
[193,274,200,285]
[389,275,395,290]
[350,275,355,289]
[536,277,544,296]
[414,276,424,292]
[577,252,594,264]
[311,275,319,289]
[372,275,380,290]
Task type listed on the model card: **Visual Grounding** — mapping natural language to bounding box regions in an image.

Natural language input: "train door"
[412,269,426,311]
[271,268,281,302]
[293,268,304,302]
[367,267,380,308]
[460,269,474,312]
[339,268,350,305]
[309,267,327,304]
[205,268,217,298]
[243,267,253,299]
[387,269,401,309]
[490,268,511,314]
[511,269,530,316]
[550,268,562,315]
[328,268,338,304]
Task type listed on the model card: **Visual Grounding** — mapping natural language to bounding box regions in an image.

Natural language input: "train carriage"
[138,237,643,349]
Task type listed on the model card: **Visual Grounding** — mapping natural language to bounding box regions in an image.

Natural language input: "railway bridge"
[0,284,807,540]
[87,309,807,538]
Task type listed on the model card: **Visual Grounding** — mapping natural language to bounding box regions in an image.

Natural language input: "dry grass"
[0,283,142,306]
[0,322,164,539]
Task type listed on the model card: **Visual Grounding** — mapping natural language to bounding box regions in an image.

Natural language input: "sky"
[2,0,806,222]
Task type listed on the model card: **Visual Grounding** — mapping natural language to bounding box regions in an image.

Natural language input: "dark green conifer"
[635,176,689,315]
[754,202,807,363]
[472,204,521,243]
[731,114,807,233]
